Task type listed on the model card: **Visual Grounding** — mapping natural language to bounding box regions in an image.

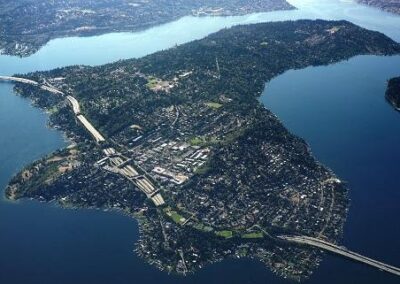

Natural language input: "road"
[279,235,400,277]
[67,95,81,114]
[0,76,64,95]
[0,75,103,142]
[3,76,398,266]
[76,114,105,143]
[40,84,65,95]
[0,75,164,206]
[103,148,165,206]
[0,75,39,86]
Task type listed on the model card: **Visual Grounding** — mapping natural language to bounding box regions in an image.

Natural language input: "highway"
[1,75,165,206]
[0,75,39,86]
[67,95,81,114]
[76,115,105,143]
[0,75,104,142]
[279,235,400,277]
[41,85,65,95]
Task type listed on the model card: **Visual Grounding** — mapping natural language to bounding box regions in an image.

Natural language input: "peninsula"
[4,20,400,281]
[386,76,400,110]
[0,0,293,57]
[357,0,400,15]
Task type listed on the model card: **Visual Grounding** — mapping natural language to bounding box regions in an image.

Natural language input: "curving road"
[67,95,81,114]
[0,75,105,143]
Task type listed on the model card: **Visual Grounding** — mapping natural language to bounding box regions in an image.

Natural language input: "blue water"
[1,0,400,283]
[262,55,400,283]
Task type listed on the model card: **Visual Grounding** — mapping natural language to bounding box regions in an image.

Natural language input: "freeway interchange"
[1,75,399,277]
[0,75,165,206]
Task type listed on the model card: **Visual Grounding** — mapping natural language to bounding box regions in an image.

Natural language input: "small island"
[0,0,293,57]
[4,20,400,281]
[357,0,400,15]
[386,77,400,110]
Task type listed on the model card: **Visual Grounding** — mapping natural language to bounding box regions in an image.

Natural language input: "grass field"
[146,77,158,88]
[215,230,233,238]
[205,102,223,109]
[189,136,219,147]
[241,232,264,239]
[164,208,186,224]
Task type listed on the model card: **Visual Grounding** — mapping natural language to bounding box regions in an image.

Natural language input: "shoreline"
[0,4,296,58]
[3,19,399,281]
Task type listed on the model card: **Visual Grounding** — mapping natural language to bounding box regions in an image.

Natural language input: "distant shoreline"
[0,0,294,57]
[356,0,400,16]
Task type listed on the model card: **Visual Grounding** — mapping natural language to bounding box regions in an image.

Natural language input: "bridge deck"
[0,75,39,86]
[279,235,400,277]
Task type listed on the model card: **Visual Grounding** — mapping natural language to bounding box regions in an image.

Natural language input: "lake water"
[0,0,400,283]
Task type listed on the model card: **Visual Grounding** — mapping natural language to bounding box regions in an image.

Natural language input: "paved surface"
[0,75,164,206]
[279,235,400,277]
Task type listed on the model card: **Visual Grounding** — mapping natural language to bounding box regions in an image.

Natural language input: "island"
[0,0,293,57]
[357,0,400,15]
[4,20,400,281]
[386,76,400,110]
